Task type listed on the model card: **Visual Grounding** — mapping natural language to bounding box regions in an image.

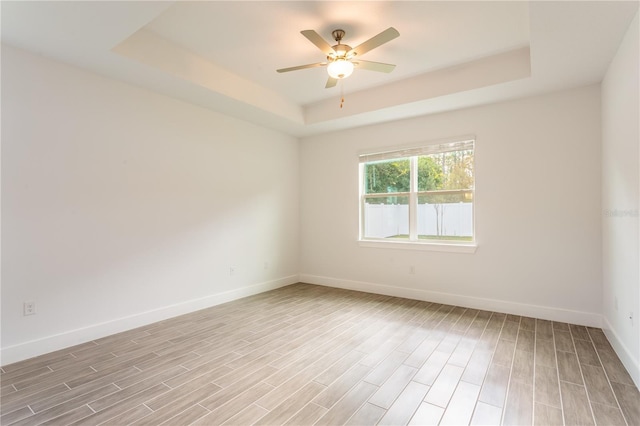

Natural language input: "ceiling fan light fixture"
[278,27,399,88]
[327,59,354,79]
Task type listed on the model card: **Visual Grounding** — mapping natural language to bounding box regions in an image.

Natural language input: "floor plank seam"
[551,323,568,426]
[570,329,598,426]
[586,331,630,426]
[531,320,538,426]
[196,402,211,412]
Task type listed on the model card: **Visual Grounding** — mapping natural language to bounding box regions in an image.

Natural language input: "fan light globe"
[327,59,354,79]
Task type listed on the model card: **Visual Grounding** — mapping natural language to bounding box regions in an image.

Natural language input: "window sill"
[358,239,477,253]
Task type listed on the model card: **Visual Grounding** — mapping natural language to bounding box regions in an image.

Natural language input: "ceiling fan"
[277,27,400,88]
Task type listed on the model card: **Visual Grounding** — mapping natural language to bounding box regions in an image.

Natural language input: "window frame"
[358,137,477,253]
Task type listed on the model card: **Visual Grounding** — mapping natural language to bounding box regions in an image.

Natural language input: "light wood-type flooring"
[1,283,639,425]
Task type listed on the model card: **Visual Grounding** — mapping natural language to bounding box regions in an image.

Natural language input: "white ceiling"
[144,1,530,105]
[2,1,638,137]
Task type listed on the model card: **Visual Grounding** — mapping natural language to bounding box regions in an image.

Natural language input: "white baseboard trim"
[602,316,640,388]
[1,275,298,366]
[300,274,603,327]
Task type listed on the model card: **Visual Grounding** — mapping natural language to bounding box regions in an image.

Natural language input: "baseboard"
[300,273,603,327]
[602,316,640,388]
[1,275,299,366]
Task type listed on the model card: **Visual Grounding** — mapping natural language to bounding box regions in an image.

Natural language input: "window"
[359,139,475,245]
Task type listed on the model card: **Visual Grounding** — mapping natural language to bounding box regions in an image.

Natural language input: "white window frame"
[358,137,477,253]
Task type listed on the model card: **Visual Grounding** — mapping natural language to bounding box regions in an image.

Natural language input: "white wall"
[300,85,602,326]
[601,11,640,386]
[1,45,300,364]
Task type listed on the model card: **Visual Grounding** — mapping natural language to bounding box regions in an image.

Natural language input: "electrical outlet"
[23,301,36,316]
[229,267,236,276]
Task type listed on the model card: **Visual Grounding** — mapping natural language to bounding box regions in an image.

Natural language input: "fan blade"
[354,60,396,73]
[301,30,335,56]
[352,27,399,57]
[325,77,338,88]
[277,62,327,73]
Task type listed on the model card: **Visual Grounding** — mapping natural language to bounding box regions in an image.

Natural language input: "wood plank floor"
[1,283,638,426]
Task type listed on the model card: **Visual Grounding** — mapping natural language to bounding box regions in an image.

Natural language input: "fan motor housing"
[329,44,354,60]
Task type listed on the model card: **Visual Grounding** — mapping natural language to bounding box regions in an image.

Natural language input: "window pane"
[360,141,475,244]
[417,193,473,241]
[364,158,410,194]
[363,196,409,239]
[417,150,473,192]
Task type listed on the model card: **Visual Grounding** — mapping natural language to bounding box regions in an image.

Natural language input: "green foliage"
[364,159,410,193]
[441,150,474,191]
[364,150,473,196]
[417,156,443,191]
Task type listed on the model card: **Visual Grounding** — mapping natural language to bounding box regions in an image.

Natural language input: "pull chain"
[339,80,345,109]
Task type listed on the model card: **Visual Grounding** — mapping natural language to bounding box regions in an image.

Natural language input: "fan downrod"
[331,29,346,43]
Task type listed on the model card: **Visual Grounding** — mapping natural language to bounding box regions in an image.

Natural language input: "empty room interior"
[1,1,640,425]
